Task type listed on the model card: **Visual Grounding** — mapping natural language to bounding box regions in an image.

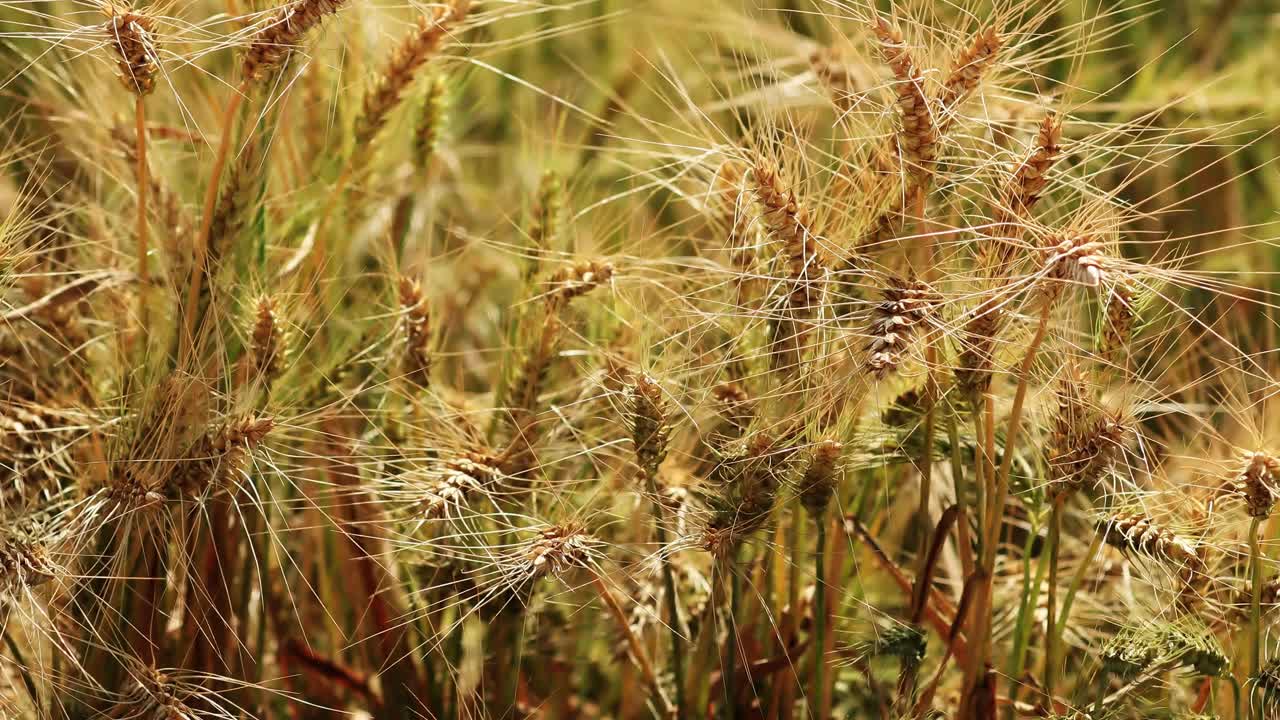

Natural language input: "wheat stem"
[590,572,674,717]
[811,512,827,717]
[644,468,686,719]
[1250,515,1264,683]
[1053,525,1102,642]
[966,298,1052,713]
[947,409,975,577]
[1044,495,1064,703]
[185,85,247,356]
[133,96,149,326]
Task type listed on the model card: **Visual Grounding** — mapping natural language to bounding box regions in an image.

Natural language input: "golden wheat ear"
[984,112,1063,272]
[102,5,159,97]
[871,16,936,181]
[242,0,350,84]
[355,0,471,148]
[398,275,432,391]
[248,295,286,390]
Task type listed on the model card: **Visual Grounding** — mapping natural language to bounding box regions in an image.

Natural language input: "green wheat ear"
[1253,655,1280,704]
[856,623,927,668]
[1100,624,1159,678]
[1101,615,1228,679]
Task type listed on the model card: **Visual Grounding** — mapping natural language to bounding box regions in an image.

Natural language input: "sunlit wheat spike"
[749,155,822,305]
[106,666,232,719]
[242,0,350,83]
[168,415,274,499]
[871,16,936,178]
[1040,233,1111,289]
[491,524,600,599]
[0,401,77,509]
[249,295,285,388]
[938,26,1002,120]
[1100,512,1203,573]
[355,0,471,147]
[0,528,61,601]
[102,4,159,97]
[416,453,501,520]
[987,112,1063,269]
[398,275,432,391]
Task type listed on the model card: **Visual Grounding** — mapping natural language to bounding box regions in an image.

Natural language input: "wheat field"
[0,0,1278,718]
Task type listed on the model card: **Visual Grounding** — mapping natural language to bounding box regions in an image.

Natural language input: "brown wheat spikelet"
[513,524,595,586]
[702,432,791,553]
[629,374,669,480]
[1046,369,1127,500]
[1099,276,1137,365]
[749,156,823,308]
[249,295,285,387]
[1007,113,1062,213]
[871,17,937,178]
[865,277,936,379]
[169,415,274,499]
[1041,234,1111,289]
[241,0,349,83]
[0,531,60,599]
[798,439,842,519]
[1101,512,1203,573]
[103,5,159,96]
[955,294,1004,395]
[398,275,432,390]
[986,112,1063,269]
[545,259,614,309]
[354,0,470,147]
[0,401,78,510]
[418,454,501,520]
[750,157,825,373]
[1225,451,1280,518]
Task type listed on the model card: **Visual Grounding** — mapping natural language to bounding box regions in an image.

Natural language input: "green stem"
[724,549,742,720]
[812,515,828,718]
[646,470,687,719]
[1054,527,1102,643]
[1250,516,1264,688]
[1044,498,1063,705]
[946,408,974,577]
